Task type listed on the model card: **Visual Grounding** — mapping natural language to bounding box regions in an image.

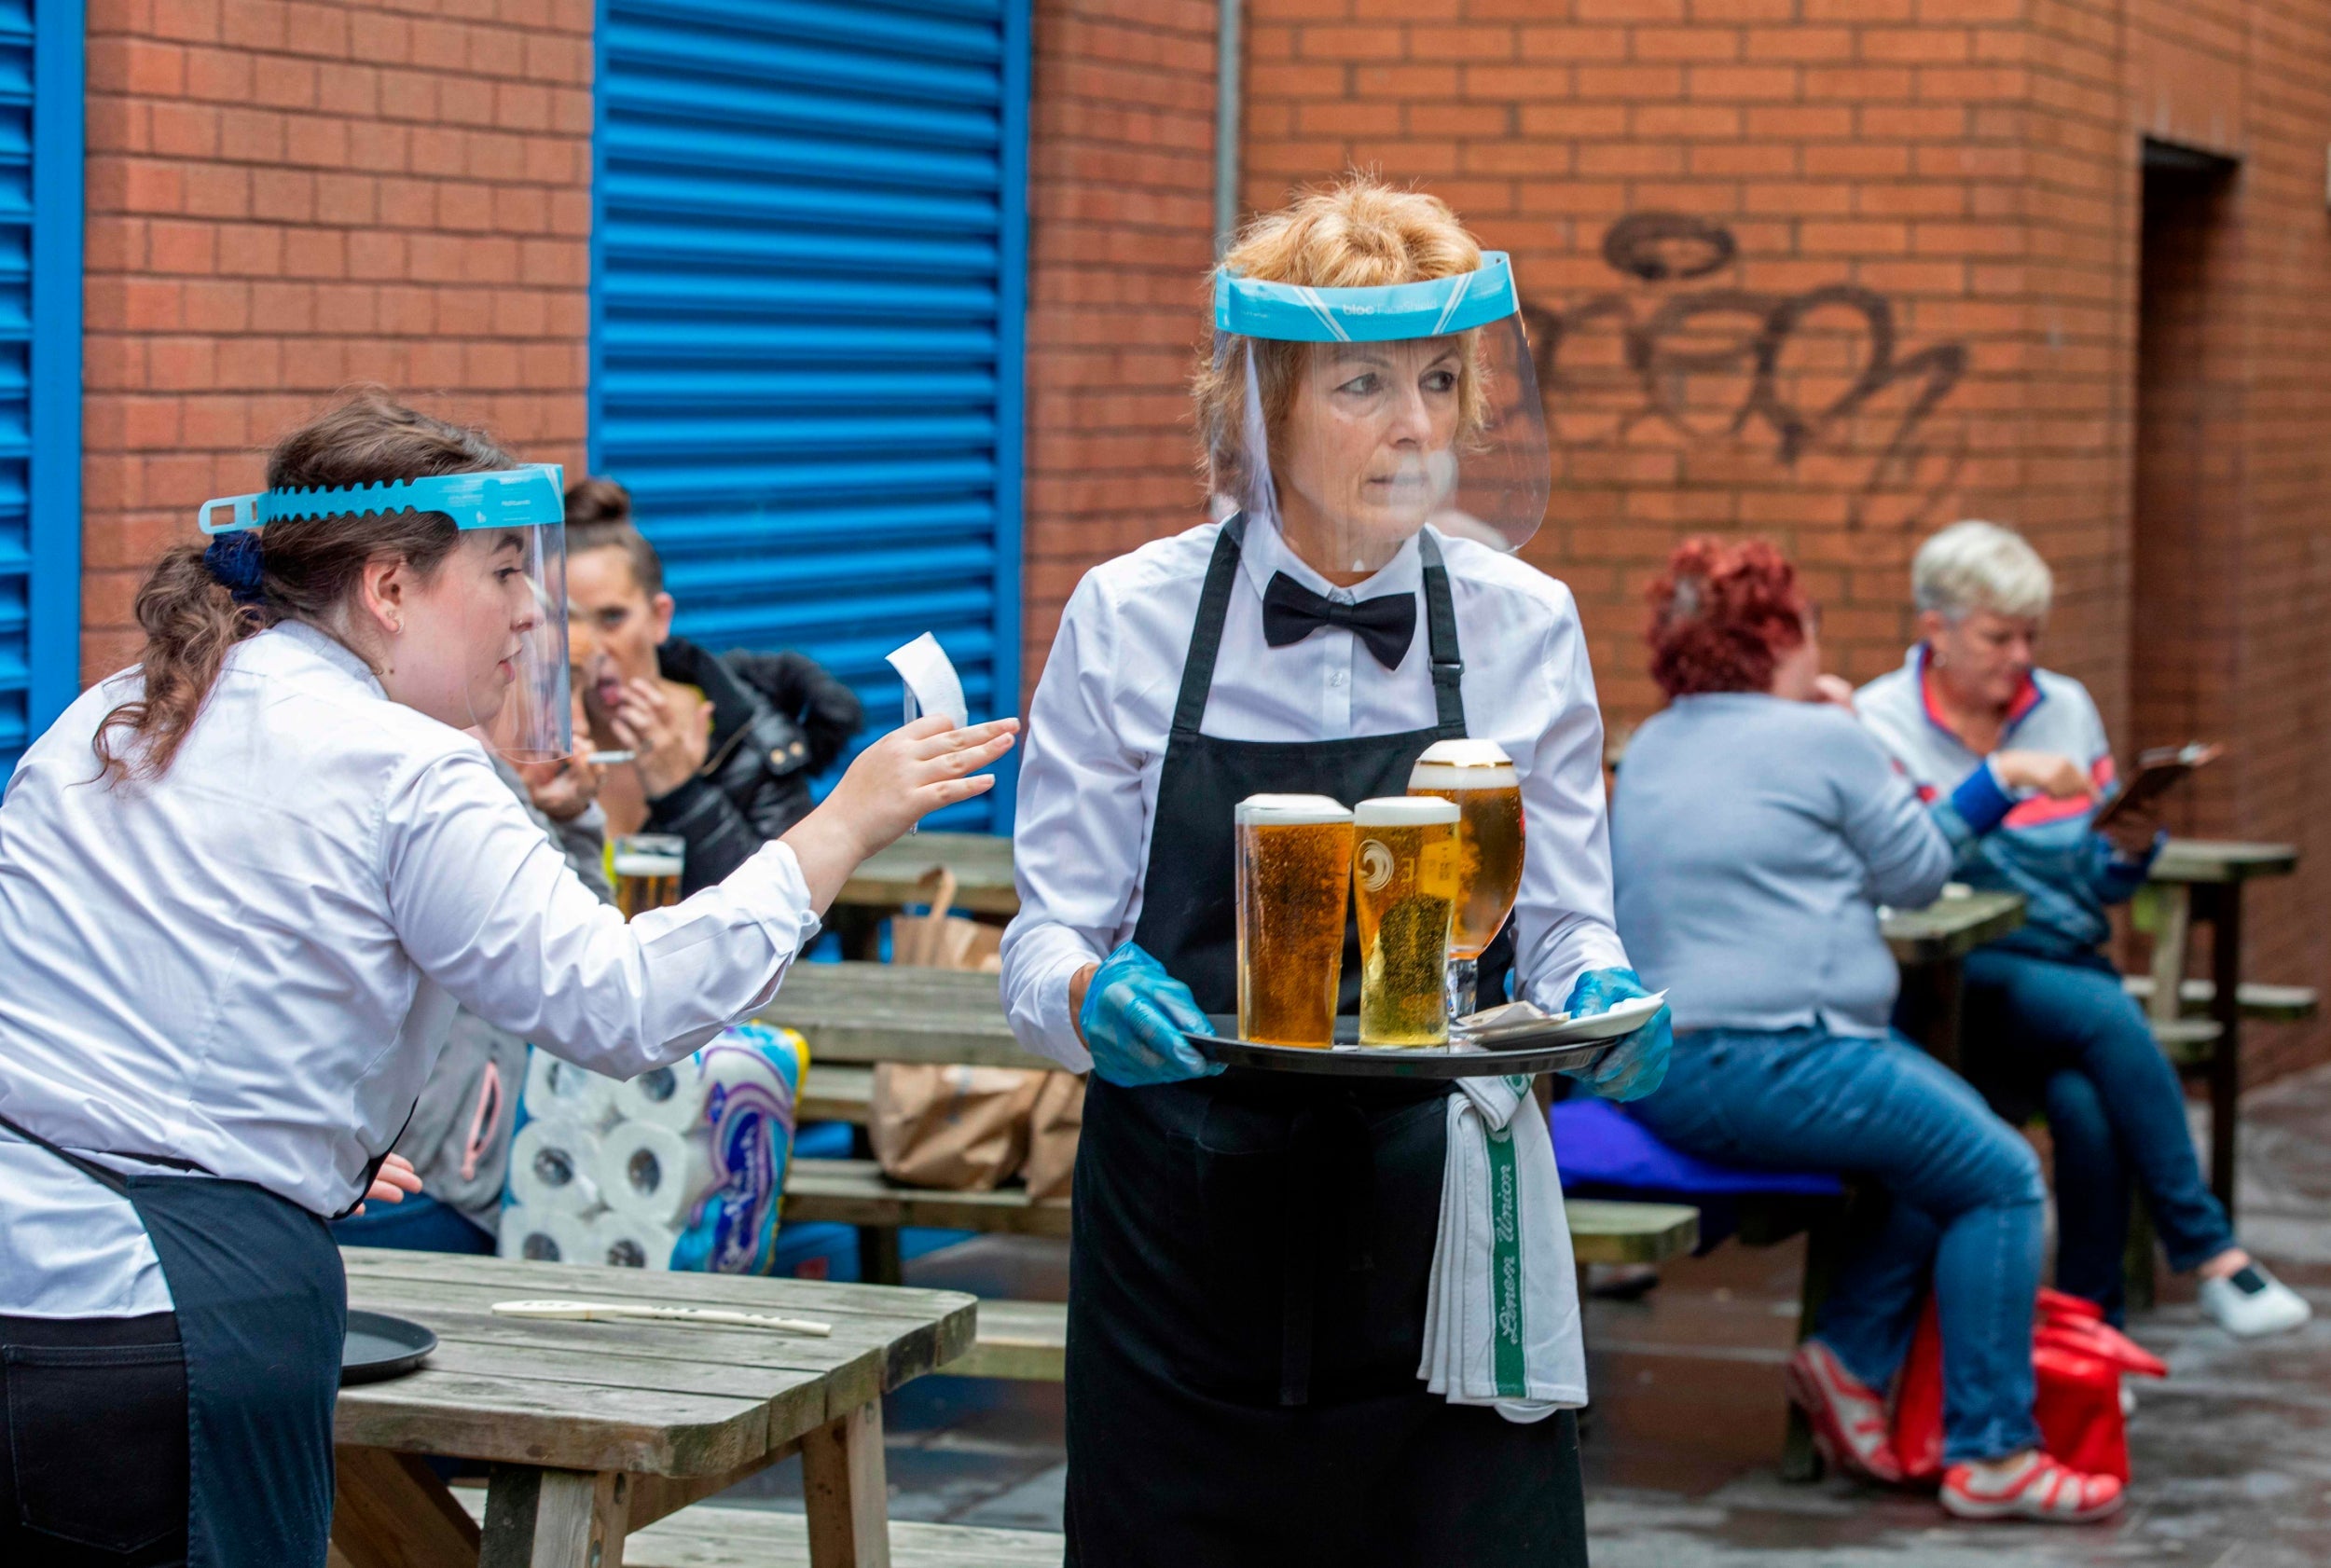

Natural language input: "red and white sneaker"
[1940,1451,2124,1523]
[1782,1339,1903,1484]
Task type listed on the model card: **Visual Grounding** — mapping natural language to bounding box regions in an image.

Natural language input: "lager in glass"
[1407,739,1524,959]
[612,832,685,919]
[1408,738,1524,1023]
[1234,794,1355,1048]
[1351,796,1461,1047]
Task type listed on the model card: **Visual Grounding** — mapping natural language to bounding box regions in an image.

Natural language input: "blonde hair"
[1195,174,1490,505]
[1913,519,2054,621]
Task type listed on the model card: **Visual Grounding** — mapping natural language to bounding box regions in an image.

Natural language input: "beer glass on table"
[1351,796,1461,1047]
[1407,739,1525,1028]
[1234,795,1355,1048]
[612,832,685,919]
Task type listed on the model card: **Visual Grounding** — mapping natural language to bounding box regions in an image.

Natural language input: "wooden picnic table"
[827,833,1018,958]
[1881,888,2026,1071]
[2144,839,2300,1218]
[331,1248,975,1568]
[765,961,1042,1070]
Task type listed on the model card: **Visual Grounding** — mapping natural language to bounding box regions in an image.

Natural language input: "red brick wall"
[1017,0,1221,697]
[2113,0,2331,1083]
[80,0,593,679]
[1234,0,2331,1074]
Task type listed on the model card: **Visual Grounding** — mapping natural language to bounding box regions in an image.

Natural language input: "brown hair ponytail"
[93,390,518,783]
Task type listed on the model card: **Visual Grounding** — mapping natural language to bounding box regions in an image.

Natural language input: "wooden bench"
[785,1158,1071,1240]
[452,1490,1065,1568]
[931,1198,1702,1386]
[2122,976,2319,1023]
[781,1160,1697,1270]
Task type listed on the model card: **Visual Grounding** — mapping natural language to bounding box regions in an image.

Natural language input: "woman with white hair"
[1855,520,2307,1339]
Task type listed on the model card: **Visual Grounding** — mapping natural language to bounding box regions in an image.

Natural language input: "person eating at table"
[1614,536,2124,1523]
[998,175,1670,1567]
[0,392,1015,1567]
[564,475,865,893]
[1855,519,2309,1339]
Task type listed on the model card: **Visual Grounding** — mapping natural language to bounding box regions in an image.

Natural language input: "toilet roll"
[507,1116,603,1214]
[499,1204,600,1266]
[615,1038,794,1134]
[523,1049,619,1130]
[596,1121,718,1230]
[588,1208,676,1272]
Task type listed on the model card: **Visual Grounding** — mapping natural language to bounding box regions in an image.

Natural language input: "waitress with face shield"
[0,392,1016,1567]
[1000,178,1671,1564]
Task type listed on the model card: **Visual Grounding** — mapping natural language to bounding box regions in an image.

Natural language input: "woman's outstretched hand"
[782,715,1019,911]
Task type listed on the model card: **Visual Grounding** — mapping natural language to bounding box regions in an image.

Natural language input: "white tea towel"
[1419,1074,1587,1422]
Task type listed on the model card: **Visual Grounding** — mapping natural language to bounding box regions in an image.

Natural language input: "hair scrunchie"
[202,530,267,606]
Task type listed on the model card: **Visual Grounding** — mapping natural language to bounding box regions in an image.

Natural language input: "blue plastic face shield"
[200,464,573,761]
[1210,254,1550,575]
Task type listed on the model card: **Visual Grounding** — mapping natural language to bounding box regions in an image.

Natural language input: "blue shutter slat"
[595,0,1028,831]
[1,0,74,782]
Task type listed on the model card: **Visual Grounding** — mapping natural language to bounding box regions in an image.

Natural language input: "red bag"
[1889,1288,2165,1484]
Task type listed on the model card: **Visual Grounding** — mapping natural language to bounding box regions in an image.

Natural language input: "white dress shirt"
[1000,518,1631,1070]
[0,622,821,1316]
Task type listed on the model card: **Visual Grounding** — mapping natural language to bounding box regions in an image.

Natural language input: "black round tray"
[343,1309,436,1384]
[1187,1016,1616,1079]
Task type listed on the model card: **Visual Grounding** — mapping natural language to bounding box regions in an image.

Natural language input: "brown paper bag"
[868,1063,1043,1190]
[889,866,1001,973]
[870,865,1029,1189]
[1020,1069,1085,1200]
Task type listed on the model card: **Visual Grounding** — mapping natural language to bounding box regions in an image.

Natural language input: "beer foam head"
[1411,738,1519,793]
[612,848,685,878]
[1235,793,1353,824]
[1415,738,1510,768]
[1353,795,1459,826]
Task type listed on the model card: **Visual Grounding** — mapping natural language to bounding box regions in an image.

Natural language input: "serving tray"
[342,1308,437,1384]
[1187,1015,1618,1080]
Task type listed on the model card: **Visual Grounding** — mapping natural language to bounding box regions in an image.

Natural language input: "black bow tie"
[1261,571,1417,669]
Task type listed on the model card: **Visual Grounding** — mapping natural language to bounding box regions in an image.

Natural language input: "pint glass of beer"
[1351,796,1461,1047]
[1234,794,1355,1048]
[1407,738,1524,1023]
[611,832,685,919]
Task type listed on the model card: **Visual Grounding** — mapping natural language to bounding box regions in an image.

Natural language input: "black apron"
[1063,518,1585,1568]
[1,1111,347,1568]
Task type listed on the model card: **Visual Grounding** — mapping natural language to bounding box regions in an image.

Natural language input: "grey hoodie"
[393,759,614,1233]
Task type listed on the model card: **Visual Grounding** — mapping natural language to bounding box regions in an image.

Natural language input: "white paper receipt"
[885,632,968,730]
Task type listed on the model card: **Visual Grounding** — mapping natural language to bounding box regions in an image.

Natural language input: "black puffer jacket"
[642,638,864,895]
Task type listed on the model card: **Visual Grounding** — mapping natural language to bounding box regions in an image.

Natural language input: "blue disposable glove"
[1563,966,1672,1103]
[1078,941,1223,1088]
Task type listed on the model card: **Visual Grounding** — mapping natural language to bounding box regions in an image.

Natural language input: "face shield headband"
[1210,252,1550,564]
[196,463,573,762]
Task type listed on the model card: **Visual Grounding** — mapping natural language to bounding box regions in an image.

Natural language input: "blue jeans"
[1632,1025,2046,1463]
[1960,946,2236,1324]
[330,1190,496,1255]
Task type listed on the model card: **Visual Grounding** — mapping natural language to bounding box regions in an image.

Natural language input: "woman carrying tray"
[998,176,1670,1566]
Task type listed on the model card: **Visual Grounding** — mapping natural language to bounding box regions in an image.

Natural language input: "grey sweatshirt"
[390,761,615,1233]
[1610,693,1952,1037]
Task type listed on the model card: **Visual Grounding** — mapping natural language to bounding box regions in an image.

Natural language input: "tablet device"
[2091,742,2220,830]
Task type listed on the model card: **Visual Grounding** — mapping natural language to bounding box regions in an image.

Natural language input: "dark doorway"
[2129,138,2240,832]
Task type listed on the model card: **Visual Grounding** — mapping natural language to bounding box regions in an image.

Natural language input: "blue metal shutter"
[0,0,79,780]
[592,0,1030,828]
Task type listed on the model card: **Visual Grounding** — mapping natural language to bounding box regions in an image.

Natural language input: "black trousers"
[0,1313,188,1567]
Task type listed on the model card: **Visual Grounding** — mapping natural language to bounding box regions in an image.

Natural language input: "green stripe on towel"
[1485,1121,1526,1397]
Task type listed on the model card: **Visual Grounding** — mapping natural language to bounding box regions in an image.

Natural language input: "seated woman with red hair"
[1611,538,2117,1524]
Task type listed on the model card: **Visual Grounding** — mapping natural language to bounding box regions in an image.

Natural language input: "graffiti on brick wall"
[1523,212,1969,530]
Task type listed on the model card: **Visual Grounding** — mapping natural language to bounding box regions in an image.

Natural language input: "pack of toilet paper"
[498,1023,807,1273]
